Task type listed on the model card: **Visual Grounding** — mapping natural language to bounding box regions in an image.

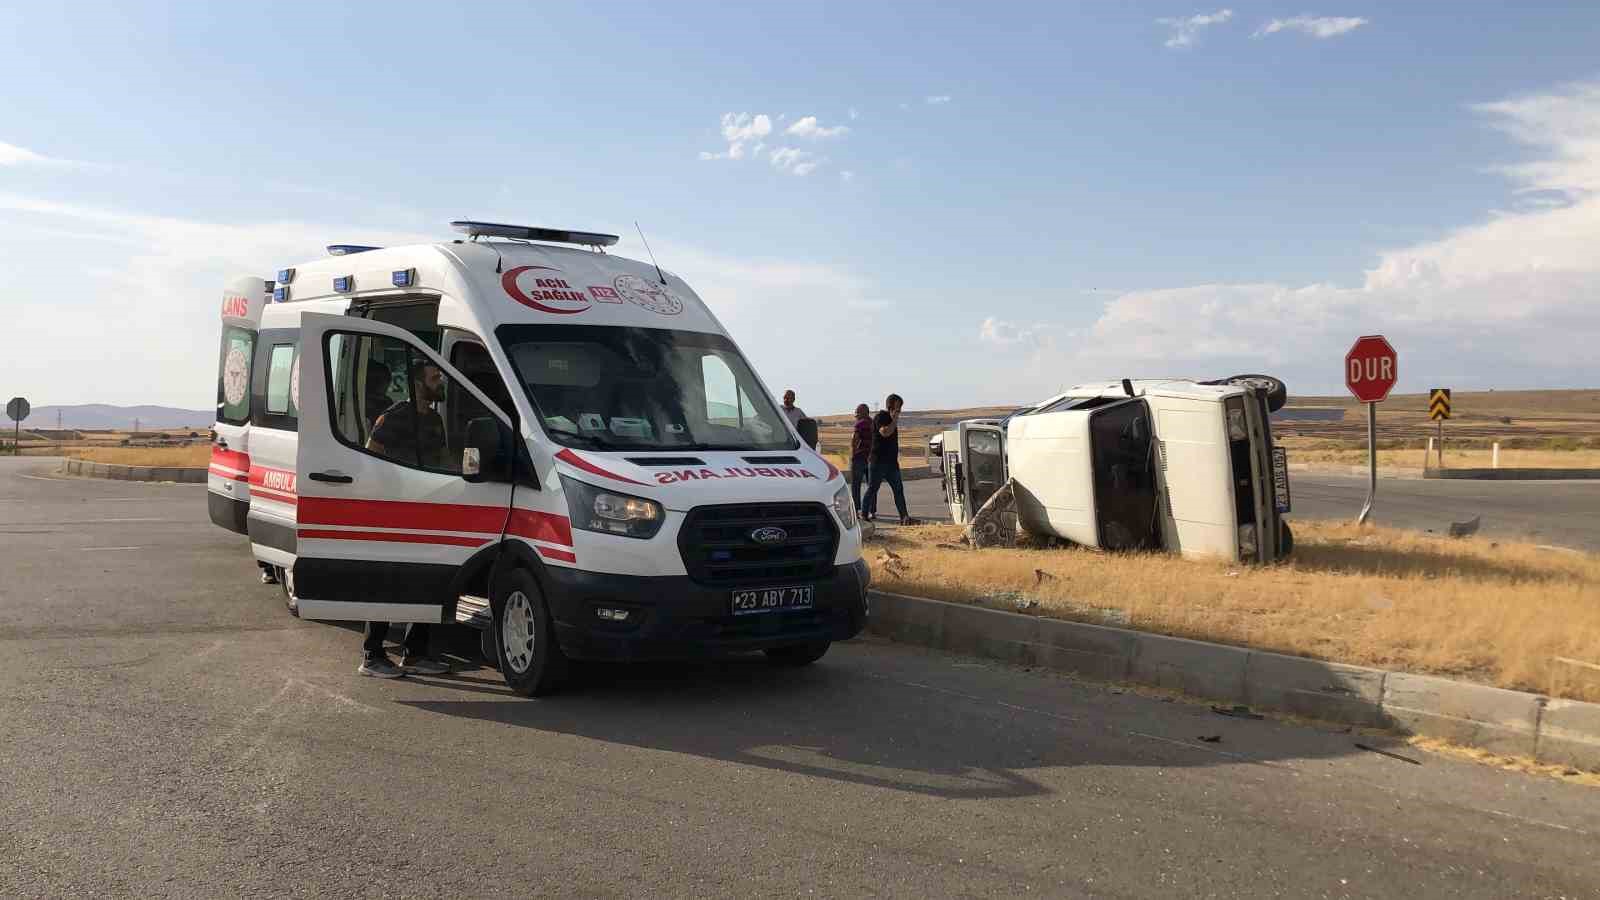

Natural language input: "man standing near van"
[358,360,452,678]
[849,403,872,516]
[863,393,910,525]
[780,389,806,428]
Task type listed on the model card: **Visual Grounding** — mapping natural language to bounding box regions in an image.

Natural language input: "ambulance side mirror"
[463,416,511,483]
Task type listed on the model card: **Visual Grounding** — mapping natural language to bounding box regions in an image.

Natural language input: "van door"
[291,313,516,623]
[961,422,1006,516]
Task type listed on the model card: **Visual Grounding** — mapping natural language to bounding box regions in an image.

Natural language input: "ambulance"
[208,221,869,695]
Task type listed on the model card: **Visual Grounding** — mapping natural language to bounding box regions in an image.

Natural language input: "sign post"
[1344,336,1398,525]
[1429,388,1451,469]
[6,397,30,456]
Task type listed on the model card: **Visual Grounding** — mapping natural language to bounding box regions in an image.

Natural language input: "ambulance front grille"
[677,502,837,586]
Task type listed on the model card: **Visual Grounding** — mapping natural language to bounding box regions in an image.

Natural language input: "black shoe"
[358,657,404,679]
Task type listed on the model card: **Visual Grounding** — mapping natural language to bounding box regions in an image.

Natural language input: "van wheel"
[491,569,565,696]
[1224,374,1288,412]
[1279,522,1295,557]
[280,567,299,618]
[765,640,831,666]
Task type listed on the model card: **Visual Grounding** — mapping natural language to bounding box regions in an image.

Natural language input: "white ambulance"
[208,221,868,695]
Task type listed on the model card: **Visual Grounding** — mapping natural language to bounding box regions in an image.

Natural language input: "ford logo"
[750,526,788,545]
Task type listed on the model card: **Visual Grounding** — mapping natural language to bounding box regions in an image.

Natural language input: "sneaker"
[401,656,449,675]
[358,657,405,679]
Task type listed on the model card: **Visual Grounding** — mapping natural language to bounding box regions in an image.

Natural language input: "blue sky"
[3,2,1599,415]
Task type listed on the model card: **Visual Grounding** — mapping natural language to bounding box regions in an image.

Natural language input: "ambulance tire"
[279,567,299,618]
[491,569,565,697]
[764,640,831,667]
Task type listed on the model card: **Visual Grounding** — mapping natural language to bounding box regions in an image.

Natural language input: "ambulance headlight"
[832,484,858,530]
[560,476,664,539]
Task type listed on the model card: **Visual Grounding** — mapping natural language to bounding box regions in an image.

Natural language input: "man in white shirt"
[780,389,806,428]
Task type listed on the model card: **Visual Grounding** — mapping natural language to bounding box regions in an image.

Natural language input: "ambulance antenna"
[635,221,668,285]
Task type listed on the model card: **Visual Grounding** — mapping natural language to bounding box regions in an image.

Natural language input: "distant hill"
[20,404,214,430]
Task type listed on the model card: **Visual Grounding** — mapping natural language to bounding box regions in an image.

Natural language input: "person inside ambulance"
[356,359,453,678]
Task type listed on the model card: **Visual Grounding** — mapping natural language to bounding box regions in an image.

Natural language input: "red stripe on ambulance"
[297,496,511,535]
[554,448,645,485]
[296,528,490,548]
[506,508,575,547]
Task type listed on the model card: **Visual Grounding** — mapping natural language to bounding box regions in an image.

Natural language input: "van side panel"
[1005,413,1097,545]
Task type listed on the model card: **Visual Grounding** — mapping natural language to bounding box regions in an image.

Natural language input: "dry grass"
[68,445,211,467]
[868,522,1600,702]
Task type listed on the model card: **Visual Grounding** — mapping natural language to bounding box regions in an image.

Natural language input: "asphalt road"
[3,456,1599,898]
[890,469,1600,551]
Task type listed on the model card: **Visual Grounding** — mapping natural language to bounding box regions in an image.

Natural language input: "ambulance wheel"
[491,569,565,697]
[279,567,299,618]
[764,640,831,666]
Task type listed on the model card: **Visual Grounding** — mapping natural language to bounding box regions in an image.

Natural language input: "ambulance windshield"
[499,324,797,452]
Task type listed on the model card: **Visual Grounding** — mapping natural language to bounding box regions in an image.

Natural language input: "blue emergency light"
[327,245,381,256]
[274,286,289,302]
[392,268,415,288]
[333,276,353,293]
[277,268,296,284]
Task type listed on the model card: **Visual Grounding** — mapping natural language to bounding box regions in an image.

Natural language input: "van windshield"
[498,323,797,452]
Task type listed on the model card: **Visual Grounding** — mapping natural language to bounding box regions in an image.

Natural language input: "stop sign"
[1345,335,1398,403]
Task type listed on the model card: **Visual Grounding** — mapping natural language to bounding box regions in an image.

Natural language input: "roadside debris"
[1355,743,1423,765]
[1448,515,1482,538]
[1033,569,1058,587]
[964,480,1020,549]
[1211,705,1265,720]
[1197,735,1223,743]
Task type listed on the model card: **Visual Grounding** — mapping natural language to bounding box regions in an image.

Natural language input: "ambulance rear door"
[209,276,270,534]
[291,313,518,623]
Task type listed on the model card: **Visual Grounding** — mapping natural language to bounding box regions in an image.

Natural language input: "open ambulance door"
[961,422,1007,518]
[292,313,517,623]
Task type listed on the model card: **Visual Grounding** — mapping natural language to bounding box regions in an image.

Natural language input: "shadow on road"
[396,631,1356,802]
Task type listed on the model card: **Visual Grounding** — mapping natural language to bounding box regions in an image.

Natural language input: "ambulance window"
[329,332,462,475]
[264,344,299,418]
[216,326,255,424]
[702,356,740,425]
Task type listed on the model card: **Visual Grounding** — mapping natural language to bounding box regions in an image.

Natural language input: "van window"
[265,343,298,417]
[328,332,464,474]
[216,326,255,424]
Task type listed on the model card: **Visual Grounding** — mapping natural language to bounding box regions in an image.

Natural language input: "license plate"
[731,585,814,616]
[1271,447,1291,513]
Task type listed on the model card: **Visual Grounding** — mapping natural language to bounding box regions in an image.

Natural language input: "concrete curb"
[59,458,207,484]
[866,589,1600,771]
[1424,467,1600,481]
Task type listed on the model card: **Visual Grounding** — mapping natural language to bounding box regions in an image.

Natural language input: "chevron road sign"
[1429,389,1452,421]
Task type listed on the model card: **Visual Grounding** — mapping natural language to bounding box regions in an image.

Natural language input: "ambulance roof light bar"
[450,220,620,248]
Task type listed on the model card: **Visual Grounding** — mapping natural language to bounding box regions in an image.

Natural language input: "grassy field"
[66,444,211,467]
[867,522,1600,703]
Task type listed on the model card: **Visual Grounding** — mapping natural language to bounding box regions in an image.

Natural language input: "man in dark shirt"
[863,393,910,524]
[849,403,872,518]
[358,361,452,679]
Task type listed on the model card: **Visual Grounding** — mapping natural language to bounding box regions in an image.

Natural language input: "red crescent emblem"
[501,265,592,315]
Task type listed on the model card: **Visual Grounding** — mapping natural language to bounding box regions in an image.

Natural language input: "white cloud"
[979,317,1058,349]
[1253,15,1368,39]
[0,140,82,167]
[721,112,773,143]
[925,95,952,105]
[975,79,1600,396]
[786,116,850,139]
[848,107,860,120]
[1156,9,1233,48]
[768,146,822,176]
[840,170,855,183]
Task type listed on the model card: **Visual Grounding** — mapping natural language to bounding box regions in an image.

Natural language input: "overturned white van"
[935,378,1291,563]
[208,222,868,694]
